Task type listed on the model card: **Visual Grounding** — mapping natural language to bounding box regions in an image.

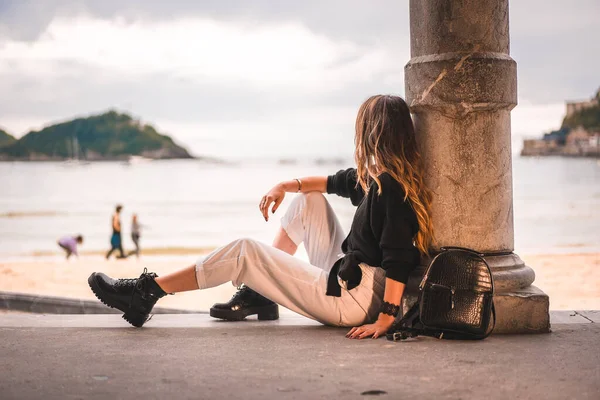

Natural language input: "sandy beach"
[1,252,598,312]
[523,252,600,310]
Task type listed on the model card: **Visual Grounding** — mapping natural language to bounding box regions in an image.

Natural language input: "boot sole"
[209,303,279,321]
[87,273,147,328]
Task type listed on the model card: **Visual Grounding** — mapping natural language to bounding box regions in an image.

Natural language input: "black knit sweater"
[325,168,420,297]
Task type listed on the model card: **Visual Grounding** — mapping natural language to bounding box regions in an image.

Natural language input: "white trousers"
[195,192,386,327]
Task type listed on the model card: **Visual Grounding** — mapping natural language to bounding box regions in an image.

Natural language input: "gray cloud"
[510,0,600,102]
[1,0,597,104]
[0,0,598,150]
[0,0,410,44]
[0,58,402,130]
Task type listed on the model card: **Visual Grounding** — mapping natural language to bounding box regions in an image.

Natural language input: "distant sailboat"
[124,155,153,165]
[63,133,89,165]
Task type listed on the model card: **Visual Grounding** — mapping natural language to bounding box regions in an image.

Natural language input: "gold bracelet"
[294,178,302,192]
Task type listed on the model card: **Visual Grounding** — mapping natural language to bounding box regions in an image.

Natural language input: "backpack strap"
[440,247,513,257]
[479,302,496,339]
[386,302,497,341]
[386,303,439,341]
[440,246,485,256]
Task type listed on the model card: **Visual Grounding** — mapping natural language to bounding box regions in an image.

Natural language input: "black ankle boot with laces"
[88,268,168,327]
[210,284,279,321]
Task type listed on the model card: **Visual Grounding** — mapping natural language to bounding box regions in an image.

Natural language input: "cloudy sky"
[0,0,598,159]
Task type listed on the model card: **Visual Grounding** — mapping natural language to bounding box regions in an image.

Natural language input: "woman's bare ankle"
[155,265,199,293]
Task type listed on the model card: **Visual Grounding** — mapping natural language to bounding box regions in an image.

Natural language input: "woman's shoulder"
[375,172,406,196]
[336,167,357,175]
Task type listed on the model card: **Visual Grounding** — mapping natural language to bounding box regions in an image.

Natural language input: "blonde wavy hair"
[354,95,435,255]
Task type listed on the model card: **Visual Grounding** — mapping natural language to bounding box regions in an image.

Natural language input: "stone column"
[404,0,549,333]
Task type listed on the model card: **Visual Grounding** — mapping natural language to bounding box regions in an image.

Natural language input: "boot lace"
[114,278,137,289]
[126,267,158,308]
[232,284,253,301]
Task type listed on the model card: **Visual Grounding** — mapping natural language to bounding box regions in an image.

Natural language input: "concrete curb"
[0,291,204,315]
[1,291,598,325]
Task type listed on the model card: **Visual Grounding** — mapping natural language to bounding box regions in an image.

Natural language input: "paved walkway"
[1,312,598,400]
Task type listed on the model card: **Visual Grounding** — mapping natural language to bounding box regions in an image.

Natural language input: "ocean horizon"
[0,156,598,262]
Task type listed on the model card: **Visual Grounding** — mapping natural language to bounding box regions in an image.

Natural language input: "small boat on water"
[62,135,90,166]
[125,155,153,165]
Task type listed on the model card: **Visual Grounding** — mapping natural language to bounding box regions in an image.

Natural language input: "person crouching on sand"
[58,235,83,259]
[88,95,435,340]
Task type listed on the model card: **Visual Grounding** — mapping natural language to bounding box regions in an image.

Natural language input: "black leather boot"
[88,268,168,327]
[210,285,279,321]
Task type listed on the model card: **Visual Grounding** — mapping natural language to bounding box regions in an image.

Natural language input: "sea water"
[0,157,598,260]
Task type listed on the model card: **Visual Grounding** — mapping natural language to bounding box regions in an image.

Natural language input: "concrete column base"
[493,286,550,333]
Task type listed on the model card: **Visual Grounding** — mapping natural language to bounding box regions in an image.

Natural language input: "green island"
[521,89,600,157]
[0,111,193,161]
[0,128,16,148]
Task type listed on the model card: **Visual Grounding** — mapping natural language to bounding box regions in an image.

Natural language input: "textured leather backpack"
[387,247,495,341]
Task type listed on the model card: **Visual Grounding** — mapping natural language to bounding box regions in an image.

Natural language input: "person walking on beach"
[57,235,83,259]
[128,214,143,258]
[105,205,126,260]
[88,95,434,340]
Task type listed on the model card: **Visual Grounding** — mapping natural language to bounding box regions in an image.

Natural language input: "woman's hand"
[346,315,395,340]
[259,184,286,221]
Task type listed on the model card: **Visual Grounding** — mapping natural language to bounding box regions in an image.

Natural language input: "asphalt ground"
[0,313,599,400]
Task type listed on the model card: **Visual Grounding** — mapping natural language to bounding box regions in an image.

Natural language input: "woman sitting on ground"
[88,95,434,339]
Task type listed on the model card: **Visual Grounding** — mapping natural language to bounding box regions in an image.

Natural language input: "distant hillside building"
[566,99,598,118]
[566,89,600,117]
[564,126,600,156]
[521,89,600,157]
[521,138,561,156]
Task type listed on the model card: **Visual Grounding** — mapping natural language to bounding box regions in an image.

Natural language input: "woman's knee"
[228,237,259,251]
[303,191,327,206]
[226,237,268,286]
[287,191,329,216]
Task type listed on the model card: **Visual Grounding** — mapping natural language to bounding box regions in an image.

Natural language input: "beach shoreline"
[1,252,598,312]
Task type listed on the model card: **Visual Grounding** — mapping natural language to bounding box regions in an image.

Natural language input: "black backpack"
[387,247,495,341]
